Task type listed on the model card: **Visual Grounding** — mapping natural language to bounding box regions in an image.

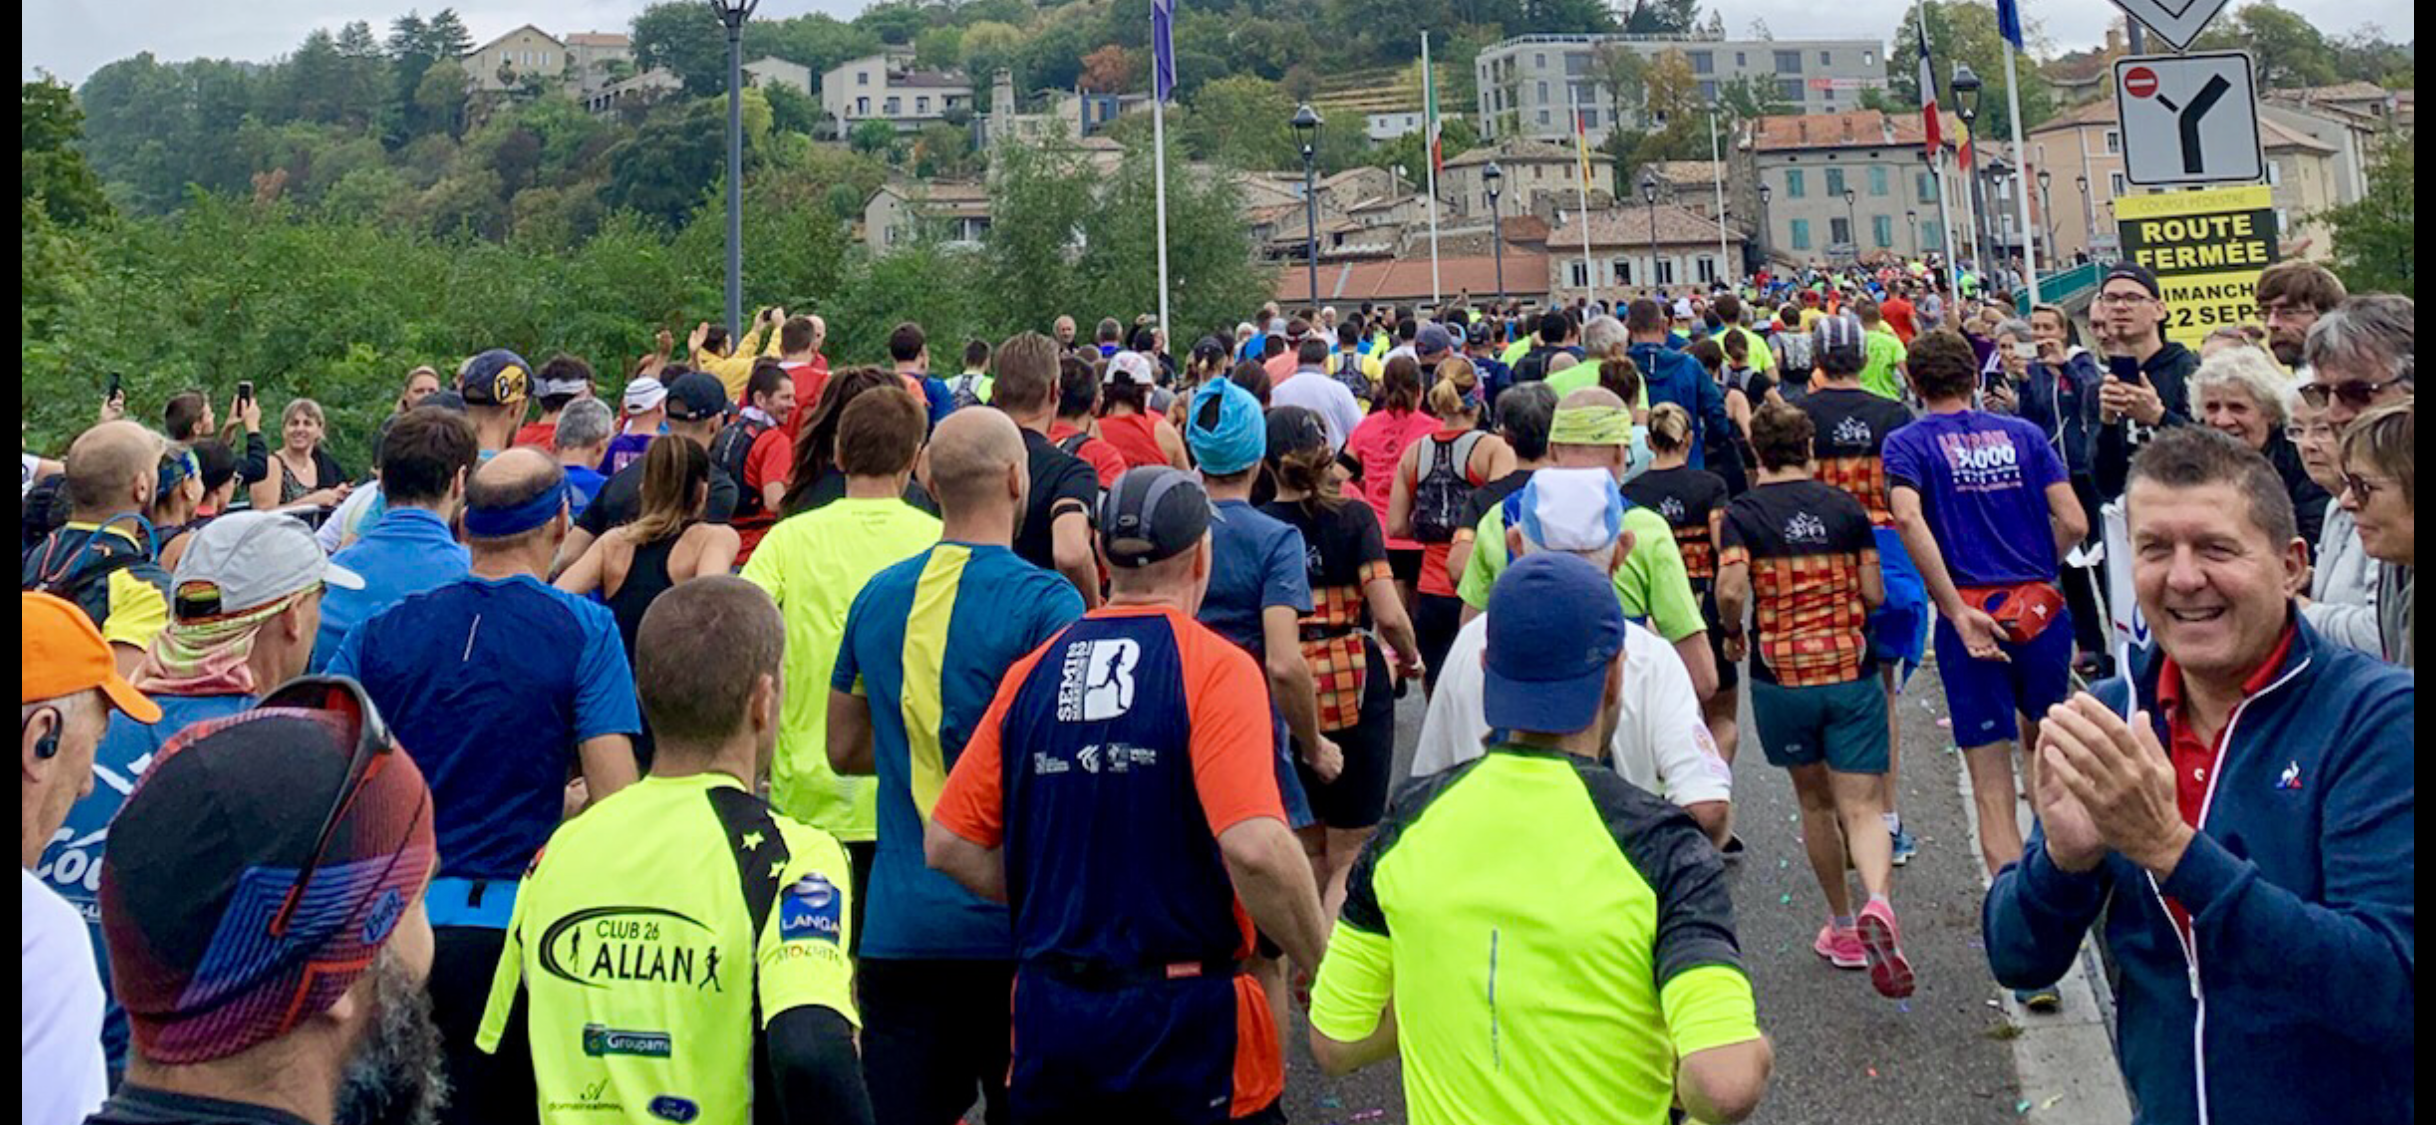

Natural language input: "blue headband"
[462,479,570,539]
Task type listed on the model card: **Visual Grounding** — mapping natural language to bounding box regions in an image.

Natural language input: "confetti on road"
[1352,1110,1388,1122]
[1779,893,1793,905]
[2016,1099,2033,1114]
[1935,716,1953,728]
[2042,1095,2065,1110]
[1897,1001,1910,1013]
[1867,1067,1879,1078]
[1319,1096,1342,1110]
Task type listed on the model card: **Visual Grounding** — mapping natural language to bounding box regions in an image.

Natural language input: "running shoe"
[2016,985,2062,1013]
[1856,899,1916,999]
[1889,826,1919,867]
[1812,923,1867,969]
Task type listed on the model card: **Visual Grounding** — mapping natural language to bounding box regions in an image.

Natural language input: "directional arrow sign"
[2115,53,2264,187]
[2108,0,2231,52]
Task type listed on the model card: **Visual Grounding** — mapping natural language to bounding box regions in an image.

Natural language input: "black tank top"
[608,525,692,659]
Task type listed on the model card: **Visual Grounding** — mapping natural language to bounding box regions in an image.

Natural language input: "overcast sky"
[23,0,2417,87]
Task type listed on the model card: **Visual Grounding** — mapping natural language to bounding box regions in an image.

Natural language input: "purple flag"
[1153,0,1176,102]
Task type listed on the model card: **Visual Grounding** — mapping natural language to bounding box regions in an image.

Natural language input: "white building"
[1366,110,1431,142]
[1476,33,1886,143]
[561,32,632,98]
[463,25,566,94]
[743,57,813,96]
[823,54,974,134]
[864,180,991,254]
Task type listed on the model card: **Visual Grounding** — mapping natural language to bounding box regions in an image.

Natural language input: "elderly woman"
[2190,346,2331,550]
[2335,401,2413,667]
[2291,387,2382,655]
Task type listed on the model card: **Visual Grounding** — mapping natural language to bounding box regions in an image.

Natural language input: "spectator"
[1052,313,1078,352]
[691,306,782,400]
[22,420,171,674]
[169,386,272,491]
[605,373,670,475]
[456,347,536,458]
[2092,262,2201,500]
[2298,294,2413,433]
[562,370,738,568]
[85,677,445,1125]
[744,387,942,953]
[2288,389,2379,655]
[22,591,160,1125]
[925,466,1329,1124]
[479,578,876,1125]
[1048,354,1127,487]
[2252,259,2347,374]
[1311,552,1771,1124]
[1273,336,1366,453]
[326,449,642,1125]
[2335,401,2413,667]
[552,395,615,513]
[1347,355,1439,606]
[1627,298,1734,471]
[311,407,477,673]
[776,313,832,438]
[715,358,798,564]
[248,398,351,513]
[512,353,594,450]
[160,389,217,447]
[396,364,443,413]
[780,367,939,518]
[1982,426,2413,1125]
[1097,350,1190,470]
[1387,357,1515,693]
[988,332,1102,606]
[825,408,1085,1124]
[2191,346,2332,551]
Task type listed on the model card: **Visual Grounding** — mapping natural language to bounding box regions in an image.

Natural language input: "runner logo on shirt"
[779,873,842,945]
[538,907,725,992]
[1057,638,1140,722]
[1783,512,1830,545]
[1834,415,1875,447]
[1935,430,2025,493]
[1659,496,1686,521]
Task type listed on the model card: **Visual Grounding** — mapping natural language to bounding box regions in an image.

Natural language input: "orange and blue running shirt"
[1799,386,1916,528]
[1718,480,1880,687]
[931,604,1289,1118]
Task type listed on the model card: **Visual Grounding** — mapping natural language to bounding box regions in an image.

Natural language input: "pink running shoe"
[1813,922,1866,969]
[1857,899,1916,999]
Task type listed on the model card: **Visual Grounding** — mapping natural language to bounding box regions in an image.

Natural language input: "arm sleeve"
[829,588,868,695]
[100,567,171,654]
[748,432,794,495]
[575,478,617,537]
[326,620,366,679]
[474,866,535,1053]
[1187,639,1288,835]
[240,431,270,485]
[1980,817,2115,990]
[1307,923,1395,1043]
[1031,576,1088,643]
[1880,429,1927,494]
[763,1006,875,1125]
[759,832,861,1027]
[1617,789,1757,1053]
[2301,600,2383,657]
[1636,634,1731,808]
[572,605,644,739]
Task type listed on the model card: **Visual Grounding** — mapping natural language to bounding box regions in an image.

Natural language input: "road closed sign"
[2116,52,2264,186]
[2116,184,2279,348]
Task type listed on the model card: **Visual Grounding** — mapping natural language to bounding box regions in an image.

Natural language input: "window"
[1830,217,1852,245]
[2105,130,2121,155]
[1571,80,1595,107]
[1538,81,1549,103]
[1657,259,1675,285]
[1737,52,1747,67]
[1696,257,1717,283]
[1825,168,1846,196]
[1566,54,1590,75]
[1613,259,1632,285]
[1864,50,1875,67]
[1775,50,1803,74]
[1820,51,1831,66]
[1785,169,1806,198]
[1692,51,1714,75]
[1791,219,1812,249]
[856,96,869,115]
[1873,215,1894,248]
[1917,172,1937,201]
[1538,110,1551,126]
[1699,80,1718,102]
[885,96,901,114]
[2266,161,2282,186]
[1870,166,1889,196]
[1535,53,1546,70]
[1571,260,1589,287]
[1583,109,1599,129]
[857,71,869,86]
[1779,78,1804,102]
[917,96,930,114]
[2275,209,2289,236]
[2110,172,2126,197]
[1924,222,1943,249]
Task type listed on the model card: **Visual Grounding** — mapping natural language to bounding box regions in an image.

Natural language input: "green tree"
[854,4,930,46]
[2317,134,2411,296]
[425,9,475,59]
[602,101,725,227]
[1620,0,1700,35]
[1888,0,2053,137]
[2192,3,2339,88]
[23,80,113,227]
[750,14,882,80]
[633,2,732,97]
[1177,74,1296,168]
[850,119,903,161]
[1715,75,1789,122]
[413,59,470,139]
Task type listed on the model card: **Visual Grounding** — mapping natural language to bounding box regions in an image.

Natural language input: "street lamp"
[1484,161,1507,305]
[1842,188,1858,264]
[1986,156,2013,270]
[2075,173,2093,260]
[1906,208,1919,257]
[1291,103,1322,308]
[1756,181,1773,268]
[710,0,758,341]
[1640,168,1662,294]
[2037,168,2055,264]
[1951,62,1984,268]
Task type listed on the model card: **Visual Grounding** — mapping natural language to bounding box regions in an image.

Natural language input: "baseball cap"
[534,368,591,400]
[1506,468,1625,554]
[2103,261,2162,299]
[1186,377,1266,475]
[457,349,531,407]
[1813,312,1867,360]
[420,389,468,414]
[22,591,161,723]
[1416,324,1458,356]
[622,376,669,414]
[1105,350,1156,387]
[1482,553,1626,734]
[100,680,436,1064]
[664,370,731,423]
[1264,405,1329,464]
[171,512,363,619]
[1466,320,1498,347]
[1097,466,1215,569]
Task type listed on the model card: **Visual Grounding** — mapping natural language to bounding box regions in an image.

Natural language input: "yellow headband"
[1549,405,1634,446]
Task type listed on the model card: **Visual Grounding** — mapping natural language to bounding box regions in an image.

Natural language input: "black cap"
[1264,406,1328,465]
[664,370,731,422]
[2103,261,2162,299]
[1097,466,1214,569]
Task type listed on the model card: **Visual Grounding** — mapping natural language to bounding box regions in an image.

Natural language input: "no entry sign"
[2123,67,2158,98]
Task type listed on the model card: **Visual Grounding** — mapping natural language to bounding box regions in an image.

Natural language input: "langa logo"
[779,873,843,945]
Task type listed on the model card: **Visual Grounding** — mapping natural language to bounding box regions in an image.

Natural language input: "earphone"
[36,731,60,760]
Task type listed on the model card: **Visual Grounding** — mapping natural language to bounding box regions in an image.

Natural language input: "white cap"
[1104,350,1156,387]
[1508,468,1625,554]
[623,376,668,413]
[172,511,363,616]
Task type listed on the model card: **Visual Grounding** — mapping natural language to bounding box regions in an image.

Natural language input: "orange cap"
[22,592,162,723]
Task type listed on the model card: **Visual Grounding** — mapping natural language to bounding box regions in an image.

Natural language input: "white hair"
[2192,346,2292,429]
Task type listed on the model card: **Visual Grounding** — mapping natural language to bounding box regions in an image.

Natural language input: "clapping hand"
[2036,695,2192,879]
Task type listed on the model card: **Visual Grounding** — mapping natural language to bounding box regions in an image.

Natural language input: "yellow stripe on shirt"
[901,544,969,824]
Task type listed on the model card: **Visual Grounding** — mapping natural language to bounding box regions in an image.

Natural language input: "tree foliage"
[2317,134,2412,297]
[1888,0,2054,137]
[23,80,113,227]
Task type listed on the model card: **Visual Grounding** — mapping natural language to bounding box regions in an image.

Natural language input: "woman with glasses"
[2334,401,2414,668]
[2289,389,2383,657]
[2191,346,2332,551]
[2298,294,2415,431]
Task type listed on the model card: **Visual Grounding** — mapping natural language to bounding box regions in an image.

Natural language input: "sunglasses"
[258,675,398,939]
[2297,372,2411,411]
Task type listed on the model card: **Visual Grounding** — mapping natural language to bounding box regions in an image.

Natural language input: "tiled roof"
[1445,139,1580,169]
[1649,160,1721,183]
[1750,110,1965,152]
[564,33,630,47]
[1547,203,1742,249]
[2292,81,2388,103]
[2259,116,2338,154]
[1276,252,1553,304]
[894,70,970,89]
[2029,97,2120,133]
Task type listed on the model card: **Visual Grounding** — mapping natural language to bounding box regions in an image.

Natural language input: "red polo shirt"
[2151,618,2298,943]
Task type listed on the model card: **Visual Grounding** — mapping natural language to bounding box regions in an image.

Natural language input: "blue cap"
[457,348,531,407]
[1483,553,1626,735]
[1187,377,1265,475]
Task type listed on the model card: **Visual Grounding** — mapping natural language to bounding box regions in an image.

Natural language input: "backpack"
[1777,328,1813,377]
[707,413,773,519]
[947,372,988,412]
[1330,354,1372,405]
[22,515,154,630]
[1056,431,1094,457]
[1409,430,1486,544]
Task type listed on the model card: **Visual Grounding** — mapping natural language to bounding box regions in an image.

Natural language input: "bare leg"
[1250,954,1291,1050]
[1788,764,1852,919]
[1962,740,2025,877]
[1319,826,1373,923]
[1880,664,1902,823]
[1831,769,1894,900]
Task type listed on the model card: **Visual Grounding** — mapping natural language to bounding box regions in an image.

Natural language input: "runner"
[1049,354,1127,487]
[1310,551,1770,1123]
[718,358,798,565]
[480,578,875,1125]
[1259,406,1424,919]
[824,408,1084,1125]
[312,407,478,672]
[556,435,740,661]
[744,387,943,956]
[1386,358,1513,693]
[926,466,1329,1124]
[1446,382,1557,593]
[1098,350,1190,469]
[1624,404,1741,776]
[22,421,172,673]
[989,333,1103,607]
[1717,401,1912,999]
[1345,356,1436,613]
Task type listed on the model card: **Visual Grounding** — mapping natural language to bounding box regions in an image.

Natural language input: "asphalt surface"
[1276,657,2046,1125]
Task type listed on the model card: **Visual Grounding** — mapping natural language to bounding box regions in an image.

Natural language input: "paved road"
[1277,657,2082,1124]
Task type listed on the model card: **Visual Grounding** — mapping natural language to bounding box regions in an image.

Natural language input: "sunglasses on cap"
[257,675,400,939]
[2296,371,2411,412]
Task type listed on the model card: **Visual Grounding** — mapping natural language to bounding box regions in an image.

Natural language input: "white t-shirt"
[1269,369,1366,454]
[22,870,107,1125]
[1414,615,1732,808]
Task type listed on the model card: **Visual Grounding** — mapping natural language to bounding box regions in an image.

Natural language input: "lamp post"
[710,0,758,341]
[1950,61,1985,270]
[1842,187,1857,265]
[1756,181,1773,271]
[2075,173,2093,261]
[1292,104,1322,308]
[1906,208,1919,257]
[2037,168,2055,265]
[1640,168,1661,294]
[1986,156,2013,281]
[1484,161,1506,305]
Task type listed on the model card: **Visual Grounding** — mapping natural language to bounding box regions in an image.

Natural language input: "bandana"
[1549,405,1635,447]
[135,588,314,698]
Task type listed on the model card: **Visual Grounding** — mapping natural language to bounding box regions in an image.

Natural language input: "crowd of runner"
[21,252,2414,1125]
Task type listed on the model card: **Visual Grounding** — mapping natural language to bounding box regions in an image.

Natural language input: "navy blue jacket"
[2015,350,2102,477]
[1630,341,1732,473]
[1982,613,2414,1125]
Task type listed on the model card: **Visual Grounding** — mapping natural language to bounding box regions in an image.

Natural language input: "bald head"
[922,406,1028,514]
[66,421,165,517]
[464,446,568,558]
[1559,387,1627,411]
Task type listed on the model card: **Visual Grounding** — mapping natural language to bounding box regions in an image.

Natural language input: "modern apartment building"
[1476,34,1887,143]
[822,54,974,134]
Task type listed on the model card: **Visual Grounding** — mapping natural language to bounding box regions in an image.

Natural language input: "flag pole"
[1422,30,1442,308]
[2000,33,2040,306]
[1152,0,1176,344]
[1709,105,1727,285]
[1573,84,1595,310]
